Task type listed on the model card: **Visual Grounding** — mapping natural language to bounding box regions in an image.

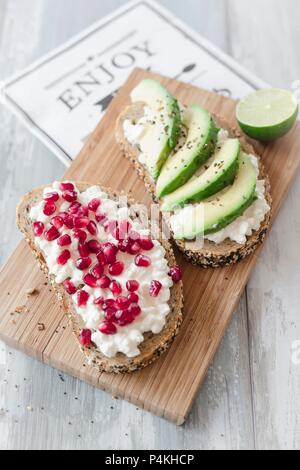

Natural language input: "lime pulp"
[236,88,298,142]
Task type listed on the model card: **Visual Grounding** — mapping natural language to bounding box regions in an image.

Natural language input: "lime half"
[236,88,298,142]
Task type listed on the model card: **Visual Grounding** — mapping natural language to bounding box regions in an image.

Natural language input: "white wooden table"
[0,0,299,450]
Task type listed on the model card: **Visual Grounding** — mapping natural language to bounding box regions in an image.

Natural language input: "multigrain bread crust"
[115,103,272,268]
[16,183,183,373]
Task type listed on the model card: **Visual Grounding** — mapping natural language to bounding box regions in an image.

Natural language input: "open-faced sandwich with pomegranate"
[16,182,183,373]
[115,79,272,267]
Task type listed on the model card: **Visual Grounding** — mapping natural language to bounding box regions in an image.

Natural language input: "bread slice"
[16,183,183,373]
[115,103,272,268]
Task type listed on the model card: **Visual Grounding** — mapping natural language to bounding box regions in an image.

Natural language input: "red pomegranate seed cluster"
[32,183,182,340]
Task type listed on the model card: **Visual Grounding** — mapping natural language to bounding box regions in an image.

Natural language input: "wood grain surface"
[1,67,300,426]
[1,0,300,451]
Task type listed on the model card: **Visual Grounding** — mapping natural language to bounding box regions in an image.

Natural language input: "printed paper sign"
[0,0,266,166]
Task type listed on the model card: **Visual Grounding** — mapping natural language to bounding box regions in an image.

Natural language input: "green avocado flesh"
[156,104,218,198]
[161,138,240,211]
[172,154,258,240]
[131,79,181,180]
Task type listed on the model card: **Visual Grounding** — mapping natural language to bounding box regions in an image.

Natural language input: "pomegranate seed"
[57,234,71,247]
[88,198,101,212]
[128,241,141,255]
[149,280,162,297]
[169,265,183,283]
[77,289,89,307]
[135,254,151,267]
[33,221,44,237]
[87,220,97,236]
[115,310,135,326]
[118,239,131,253]
[87,239,101,254]
[139,237,154,251]
[59,211,69,222]
[44,191,59,203]
[102,243,118,264]
[97,275,111,289]
[74,216,89,229]
[43,202,56,216]
[64,215,74,229]
[79,329,91,346]
[129,230,140,241]
[129,303,141,317]
[62,190,77,202]
[60,182,74,191]
[76,257,92,270]
[96,251,106,266]
[77,206,89,217]
[104,308,117,322]
[73,229,87,242]
[127,292,139,304]
[102,299,117,311]
[51,216,64,229]
[91,263,104,279]
[94,296,104,306]
[83,273,98,288]
[57,250,71,265]
[95,212,107,223]
[99,321,117,335]
[109,261,124,276]
[110,281,122,296]
[68,202,82,214]
[64,279,77,295]
[116,296,130,310]
[78,242,89,258]
[44,226,60,241]
[126,280,139,292]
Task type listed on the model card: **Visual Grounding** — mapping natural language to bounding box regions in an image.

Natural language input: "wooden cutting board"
[1,68,300,425]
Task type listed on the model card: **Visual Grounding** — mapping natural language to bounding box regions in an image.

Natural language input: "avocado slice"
[156,104,218,198]
[172,154,258,239]
[161,139,240,211]
[131,79,181,180]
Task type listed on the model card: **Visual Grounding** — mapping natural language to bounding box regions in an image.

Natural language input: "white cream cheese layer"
[29,182,173,358]
[123,106,159,168]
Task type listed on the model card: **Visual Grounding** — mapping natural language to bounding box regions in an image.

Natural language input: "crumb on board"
[37,322,45,331]
[26,287,39,297]
[13,305,29,315]
[26,405,33,412]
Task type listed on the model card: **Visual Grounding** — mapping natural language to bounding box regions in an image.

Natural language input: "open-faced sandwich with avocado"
[115,79,272,268]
